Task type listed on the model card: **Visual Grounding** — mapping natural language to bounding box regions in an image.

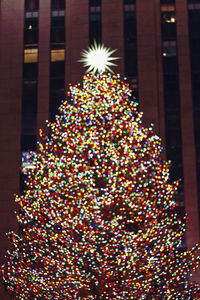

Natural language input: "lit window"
[21,152,36,173]
[161,9,176,23]
[170,17,176,22]
[24,48,38,63]
[161,4,175,11]
[51,49,65,62]
[164,16,176,23]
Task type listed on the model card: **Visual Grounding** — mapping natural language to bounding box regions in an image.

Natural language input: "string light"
[1,73,200,299]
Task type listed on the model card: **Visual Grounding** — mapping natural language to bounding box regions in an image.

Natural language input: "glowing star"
[79,42,119,73]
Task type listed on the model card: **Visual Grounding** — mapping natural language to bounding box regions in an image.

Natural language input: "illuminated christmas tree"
[1,44,200,298]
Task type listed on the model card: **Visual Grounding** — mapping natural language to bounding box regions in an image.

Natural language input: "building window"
[49,95,64,120]
[52,10,65,17]
[90,6,101,13]
[21,135,37,151]
[22,81,37,114]
[51,0,65,16]
[22,115,37,135]
[161,4,176,40]
[90,0,101,7]
[51,27,65,44]
[188,3,200,9]
[89,0,101,44]
[25,0,39,11]
[51,17,65,45]
[124,0,137,78]
[24,18,38,45]
[51,0,65,10]
[160,0,183,188]
[161,4,175,11]
[129,77,137,90]
[51,17,65,29]
[162,41,177,56]
[25,11,39,18]
[21,0,38,198]
[160,0,175,4]
[188,0,200,216]
[50,62,65,80]
[161,3,176,24]
[21,136,37,153]
[51,49,65,62]
[188,9,200,38]
[124,4,135,12]
[24,29,38,45]
[50,0,66,122]
[23,63,38,80]
[161,10,176,24]
[124,0,136,16]
[22,97,37,114]
[25,18,38,31]
[50,78,65,90]
[24,48,38,63]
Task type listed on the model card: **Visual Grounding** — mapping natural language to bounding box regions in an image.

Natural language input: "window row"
[25,0,65,11]
[24,48,65,63]
[25,27,66,47]
[188,3,200,10]
[25,0,38,11]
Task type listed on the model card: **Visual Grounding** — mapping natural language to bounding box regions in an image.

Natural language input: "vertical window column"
[136,0,165,132]
[50,0,66,121]
[22,0,39,151]
[21,0,39,192]
[123,0,137,86]
[89,0,102,44]
[188,0,200,217]
[160,1,183,190]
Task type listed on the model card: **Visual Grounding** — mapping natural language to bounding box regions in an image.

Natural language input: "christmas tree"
[1,72,200,299]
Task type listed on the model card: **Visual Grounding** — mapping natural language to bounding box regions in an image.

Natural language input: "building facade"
[0,0,200,298]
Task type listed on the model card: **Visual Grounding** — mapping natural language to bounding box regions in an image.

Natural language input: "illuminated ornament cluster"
[79,42,119,73]
[1,73,200,299]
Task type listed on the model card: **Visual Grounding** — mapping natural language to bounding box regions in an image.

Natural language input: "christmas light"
[1,73,200,299]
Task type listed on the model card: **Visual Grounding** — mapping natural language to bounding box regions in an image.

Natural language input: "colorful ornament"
[1,73,200,299]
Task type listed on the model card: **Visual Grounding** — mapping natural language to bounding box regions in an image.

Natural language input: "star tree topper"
[79,42,119,73]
